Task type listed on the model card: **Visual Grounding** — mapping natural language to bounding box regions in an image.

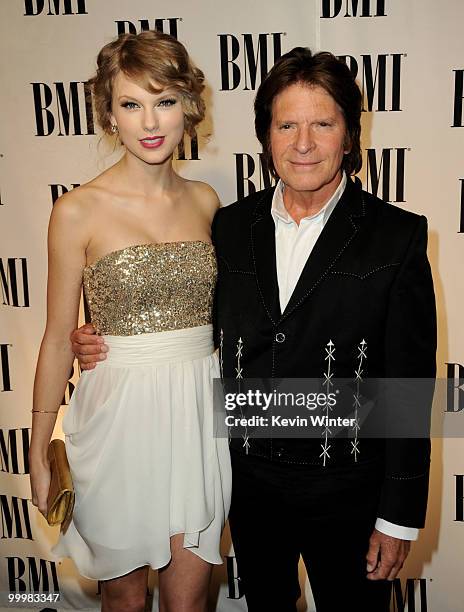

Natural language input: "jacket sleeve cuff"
[375,518,419,541]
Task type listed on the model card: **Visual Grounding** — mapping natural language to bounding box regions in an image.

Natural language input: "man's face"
[270,82,349,202]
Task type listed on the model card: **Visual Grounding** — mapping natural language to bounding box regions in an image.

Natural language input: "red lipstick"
[139,136,165,149]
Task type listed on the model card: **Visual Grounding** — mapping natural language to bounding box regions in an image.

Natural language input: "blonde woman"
[29,31,231,612]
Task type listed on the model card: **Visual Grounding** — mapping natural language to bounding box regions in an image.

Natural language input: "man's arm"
[70,324,108,370]
[379,215,436,524]
[367,214,436,580]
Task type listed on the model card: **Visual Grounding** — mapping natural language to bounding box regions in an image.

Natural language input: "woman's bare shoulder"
[50,176,116,242]
[53,171,115,216]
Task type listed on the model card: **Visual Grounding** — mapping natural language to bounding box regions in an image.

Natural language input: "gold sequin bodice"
[82,241,216,336]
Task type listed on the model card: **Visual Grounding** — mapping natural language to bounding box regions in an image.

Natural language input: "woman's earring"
[111,124,118,133]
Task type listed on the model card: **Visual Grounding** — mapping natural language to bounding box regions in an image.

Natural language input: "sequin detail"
[82,241,216,336]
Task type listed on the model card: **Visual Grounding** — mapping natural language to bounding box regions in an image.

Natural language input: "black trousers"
[229,449,392,612]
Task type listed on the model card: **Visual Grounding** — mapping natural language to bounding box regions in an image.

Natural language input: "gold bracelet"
[31,409,59,414]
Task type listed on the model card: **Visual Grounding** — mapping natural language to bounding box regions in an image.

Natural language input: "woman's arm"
[29,191,89,515]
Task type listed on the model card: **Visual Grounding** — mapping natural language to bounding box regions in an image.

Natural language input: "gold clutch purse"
[46,439,74,532]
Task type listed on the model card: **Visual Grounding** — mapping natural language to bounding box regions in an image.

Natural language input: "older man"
[73,48,436,611]
[212,48,436,611]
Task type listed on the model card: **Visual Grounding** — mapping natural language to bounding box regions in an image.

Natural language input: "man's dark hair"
[254,47,362,178]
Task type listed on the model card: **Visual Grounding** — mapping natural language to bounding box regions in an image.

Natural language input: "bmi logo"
[364,147,408,203]
[50,183,80,205]
[338,53,404,112]
[31,81,94,136]
[116,17,181,38]
[219,33,284,91]
[1,496,33,540]
[446,363,463,413]
[391,578,428,612]
[234,153,276,200]
[1,259,30,307]
[176,132,200,162]
[455,475,464,522]
[0,428,31,475]
[1,344,13,392]
[61,364,77,406]
[459,179,464,233]
[225,556,244,599]
[452,69,464,127]
[321,0,386,17]
[6,557,59,593]
[24,0,87,15]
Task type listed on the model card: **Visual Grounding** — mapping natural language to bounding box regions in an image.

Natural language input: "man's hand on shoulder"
[366,528,411,581]
[70,323,108,370]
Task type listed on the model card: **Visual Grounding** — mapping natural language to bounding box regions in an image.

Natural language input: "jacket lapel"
[280,177,366,323]
[250,188,281,325]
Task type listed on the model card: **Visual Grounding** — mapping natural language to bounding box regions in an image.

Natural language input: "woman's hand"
[30,457,51,518]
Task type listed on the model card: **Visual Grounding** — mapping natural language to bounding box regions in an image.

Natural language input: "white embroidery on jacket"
[235,337,250,453]
[219,329,232,444]
[351,339,366,461]
[235,337,243,380]
[219,329,224,379]
[320,339,335,466]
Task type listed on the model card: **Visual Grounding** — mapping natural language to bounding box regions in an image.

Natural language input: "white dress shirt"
[271,174,346,312]
[271,174,418,541]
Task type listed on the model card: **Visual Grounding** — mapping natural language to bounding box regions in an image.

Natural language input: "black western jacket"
[212,177,437,528]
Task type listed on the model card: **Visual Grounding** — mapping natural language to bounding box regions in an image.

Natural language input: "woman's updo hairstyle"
[89,30,205,137]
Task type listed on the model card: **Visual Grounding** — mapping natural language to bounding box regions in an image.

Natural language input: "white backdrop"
[1,1,463,610]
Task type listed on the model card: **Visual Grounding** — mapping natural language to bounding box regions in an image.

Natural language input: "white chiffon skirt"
[52,324,231,580]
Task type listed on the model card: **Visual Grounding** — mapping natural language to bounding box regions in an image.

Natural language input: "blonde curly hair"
[89,30,205,137]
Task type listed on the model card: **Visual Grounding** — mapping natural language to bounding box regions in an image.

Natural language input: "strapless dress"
[52,241,232,580]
